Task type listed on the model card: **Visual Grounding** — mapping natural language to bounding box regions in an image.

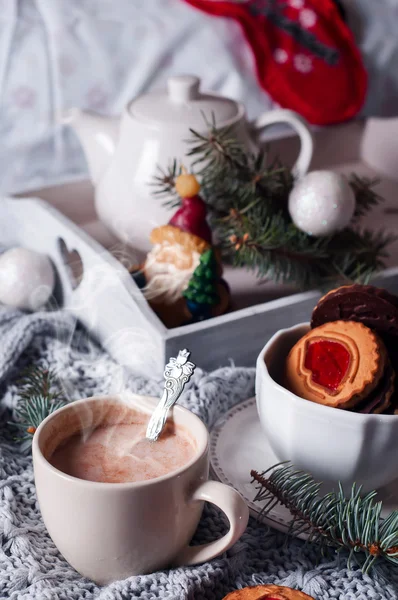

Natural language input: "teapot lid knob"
[167,75,200,102]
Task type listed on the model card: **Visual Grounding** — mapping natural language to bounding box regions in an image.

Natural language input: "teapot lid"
[127,75,242,128]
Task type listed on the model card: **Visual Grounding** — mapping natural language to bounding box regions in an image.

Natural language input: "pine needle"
[251,464,398,572]
[11,366,66,450]
[150,159,181,208]
[151,120,393,290]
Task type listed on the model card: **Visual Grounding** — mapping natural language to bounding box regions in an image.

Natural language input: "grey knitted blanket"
[0,307,398,600]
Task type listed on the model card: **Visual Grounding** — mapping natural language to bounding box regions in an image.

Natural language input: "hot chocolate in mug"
[32,393,249,584]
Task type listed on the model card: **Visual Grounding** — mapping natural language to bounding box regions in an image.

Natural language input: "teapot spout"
[61,108,119,184]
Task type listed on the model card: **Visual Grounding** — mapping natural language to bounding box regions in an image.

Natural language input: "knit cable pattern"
[0,306,397,600]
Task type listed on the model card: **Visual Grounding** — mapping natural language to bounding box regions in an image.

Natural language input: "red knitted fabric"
[182,0,367,125]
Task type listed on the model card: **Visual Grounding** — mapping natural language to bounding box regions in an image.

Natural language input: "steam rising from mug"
[50,395,196,484]
[55,242,161,394]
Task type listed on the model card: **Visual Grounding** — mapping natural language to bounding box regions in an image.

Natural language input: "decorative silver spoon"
[146,349,196,442]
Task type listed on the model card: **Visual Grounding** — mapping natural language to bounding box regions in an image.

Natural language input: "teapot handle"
[250,109,314,179]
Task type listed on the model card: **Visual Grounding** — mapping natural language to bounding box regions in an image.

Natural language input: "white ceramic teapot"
[63,75,313,253]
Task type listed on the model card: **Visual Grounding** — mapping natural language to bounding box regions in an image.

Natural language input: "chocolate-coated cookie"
[354,362,395,414]
[311,284,398,338]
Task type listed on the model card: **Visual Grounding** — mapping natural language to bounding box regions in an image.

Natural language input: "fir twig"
[150,159,181,209]
[350,174,382,221]
[187,121,293,216]
[152,119,393,290]
[11,366,66,449]
[251,464,398,572]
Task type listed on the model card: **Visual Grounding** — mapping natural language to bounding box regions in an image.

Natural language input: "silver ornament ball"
[288,170,356,236]
[0,247,55,311]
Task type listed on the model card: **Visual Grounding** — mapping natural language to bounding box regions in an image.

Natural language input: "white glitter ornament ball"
[288,171,356,236]
[0,248,55,311]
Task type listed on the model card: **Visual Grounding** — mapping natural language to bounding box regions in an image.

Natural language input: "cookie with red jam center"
[222,584,315,600]
[285,320,391,410]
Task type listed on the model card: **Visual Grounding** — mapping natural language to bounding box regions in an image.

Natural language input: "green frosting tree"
[183,249,219,311]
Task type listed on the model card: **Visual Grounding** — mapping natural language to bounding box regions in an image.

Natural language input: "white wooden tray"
[9,119,398,378]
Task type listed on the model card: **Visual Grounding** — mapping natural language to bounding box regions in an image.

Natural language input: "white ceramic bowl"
[256,323,398,493]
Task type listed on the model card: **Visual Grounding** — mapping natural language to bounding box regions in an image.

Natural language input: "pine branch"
[11,366,66,449]
[220,204,394,288]
[150,159,181,208]
[350,174,383,221]
[251,464,398,572]
[187,122,293,216]
[152,119,393,290]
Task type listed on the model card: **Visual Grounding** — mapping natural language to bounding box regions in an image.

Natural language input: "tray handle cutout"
[57,237,84,291]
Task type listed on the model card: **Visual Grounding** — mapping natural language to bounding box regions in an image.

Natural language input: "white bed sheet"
[0,0,397,196]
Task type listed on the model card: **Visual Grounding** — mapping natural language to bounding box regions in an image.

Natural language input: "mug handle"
[250,109,314,179]
[173,480,249,566]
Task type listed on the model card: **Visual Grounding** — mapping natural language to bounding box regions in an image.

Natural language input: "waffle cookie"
[222,584,315,600]
[285,320,394,412]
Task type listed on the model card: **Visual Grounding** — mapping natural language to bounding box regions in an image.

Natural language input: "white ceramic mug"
[256,324,398,493]
[32,394,249,585]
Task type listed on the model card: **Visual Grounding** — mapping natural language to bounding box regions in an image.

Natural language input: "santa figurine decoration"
[131,170,229,328]
[169,169,213,243]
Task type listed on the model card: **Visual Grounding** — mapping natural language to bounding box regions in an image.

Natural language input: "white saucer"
[209,398,398,537]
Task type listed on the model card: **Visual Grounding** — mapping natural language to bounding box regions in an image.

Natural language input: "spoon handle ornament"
[146,349,196,442]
